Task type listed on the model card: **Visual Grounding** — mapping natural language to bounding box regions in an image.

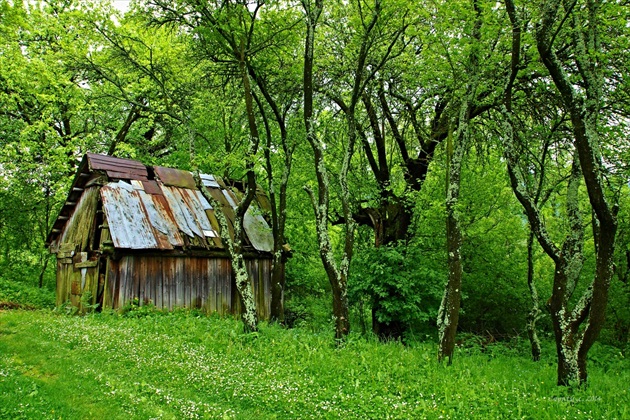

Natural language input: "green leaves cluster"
[350,243,443,330]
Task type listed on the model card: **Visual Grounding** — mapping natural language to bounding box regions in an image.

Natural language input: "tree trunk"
[437,123,466,364]
[437,211,464,364]
[332,274,350,340]
[437,0,481,364]
[270,252,286,322]
[232,251,259,333]
[526,230,542,361]
[534,0,618,386]
[302,0,355,341]
[195,175,258,332]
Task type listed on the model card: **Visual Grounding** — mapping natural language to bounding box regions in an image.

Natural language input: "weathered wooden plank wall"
[55,259,99,312]
[102,255,272,319]
[55,187,99,253]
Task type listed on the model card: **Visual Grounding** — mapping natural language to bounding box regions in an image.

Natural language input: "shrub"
[349,243,443,336]
[0,277,55,309]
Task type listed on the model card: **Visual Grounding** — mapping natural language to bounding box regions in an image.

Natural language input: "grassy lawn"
[0,309,628,419]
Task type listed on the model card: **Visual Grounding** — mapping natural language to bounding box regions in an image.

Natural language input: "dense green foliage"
[0,278,55,310]
[350,243,443,335]
[1,309,629,419]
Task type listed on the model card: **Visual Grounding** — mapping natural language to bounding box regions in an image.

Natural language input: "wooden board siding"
[55,257,99,312]
[56,260,72,307]
[102,255,271,319]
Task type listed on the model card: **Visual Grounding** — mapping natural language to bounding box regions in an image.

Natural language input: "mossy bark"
[302,0,357,340]
[534,0,618,386]
[437,116,467,365]
[437,0,482,364]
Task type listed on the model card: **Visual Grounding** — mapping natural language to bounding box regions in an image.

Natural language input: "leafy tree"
[501,0,625,385]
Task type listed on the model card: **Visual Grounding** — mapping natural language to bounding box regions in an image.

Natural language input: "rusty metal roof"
[48,154,273,254]
[87,153,149,180]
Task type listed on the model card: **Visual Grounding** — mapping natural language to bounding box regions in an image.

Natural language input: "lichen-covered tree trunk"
[195,175,258,332]
[437,212,463,364]
[437,116,467,365]
[534,0,618,386]
[302,0,355,341]
[230,215,259,333]
[193,33,262,332]
[437,0,481,364]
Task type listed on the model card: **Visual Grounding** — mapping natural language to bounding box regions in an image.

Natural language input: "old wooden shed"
[46,153,274,318]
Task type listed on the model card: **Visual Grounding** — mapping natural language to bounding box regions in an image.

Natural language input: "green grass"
[1,310,628,419]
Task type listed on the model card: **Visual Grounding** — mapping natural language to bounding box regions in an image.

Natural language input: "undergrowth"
[0,278,55,310]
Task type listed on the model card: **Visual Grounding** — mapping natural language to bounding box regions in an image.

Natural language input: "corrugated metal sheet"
[101,182,160,249]
[161,185,200,238]
[99,179,274,252]
[201,174,220,188]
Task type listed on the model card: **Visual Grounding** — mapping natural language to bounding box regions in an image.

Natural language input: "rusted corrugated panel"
[160,185,218,243]
[137,190,181,249]
[160,185,196,238]
[101,182,159,249]
[193,189,212,210]
[151,195,185,247]
[154,166,197,189]
[130,180,144,191]
[87,153,148,180]
[179,188,217,238]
